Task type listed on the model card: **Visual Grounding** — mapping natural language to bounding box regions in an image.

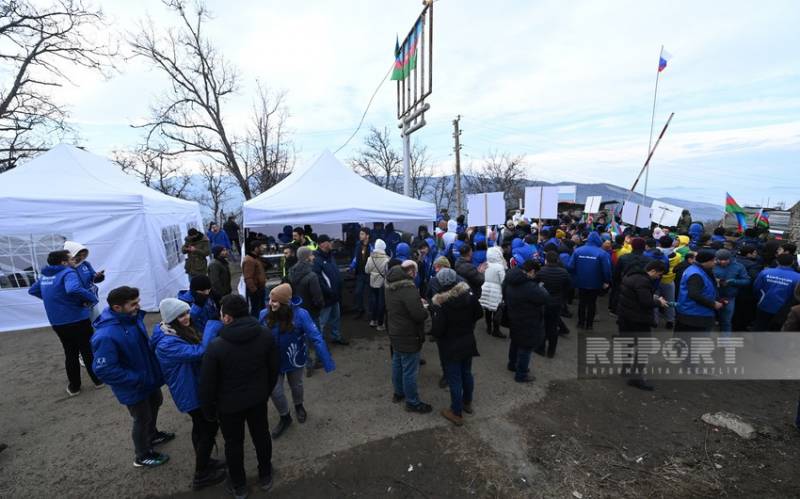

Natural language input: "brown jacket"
[242,254,266,293]
[384,266,428,353]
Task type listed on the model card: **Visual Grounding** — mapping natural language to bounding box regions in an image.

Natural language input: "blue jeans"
[508,341,532,381]
[369,286,385,325]
[318,303,342,341]
[353,273,369,313]
[717,297,736,335]
[443,358,474,416]
[392,350,421,406]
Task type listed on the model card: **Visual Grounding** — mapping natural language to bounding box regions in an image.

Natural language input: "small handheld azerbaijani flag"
[658,48,673,72]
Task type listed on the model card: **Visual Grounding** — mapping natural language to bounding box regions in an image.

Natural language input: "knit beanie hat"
[715,249,732,261]
[269,283,293,305]
[297,246,312,262]
[159,298,190,324]
[374,239,387,252]
[437,268,458,288]
[190,275,212,292]
[696,250,716,263]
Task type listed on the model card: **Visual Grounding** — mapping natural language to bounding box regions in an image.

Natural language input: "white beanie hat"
[160,298,190,324]
[374,239,386,251]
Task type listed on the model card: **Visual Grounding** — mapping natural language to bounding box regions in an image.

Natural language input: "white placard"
[584,196,603,214]
[467,192,506,227]
[622,202,653,228]
[524,186,559,220]
[650,200,682,227]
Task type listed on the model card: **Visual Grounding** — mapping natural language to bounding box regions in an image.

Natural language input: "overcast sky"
[56,0,800,208]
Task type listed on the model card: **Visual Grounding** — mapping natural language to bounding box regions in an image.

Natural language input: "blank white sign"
[584,196,603,214]
[622,202,653,228]
[650,200,682,227]
[524,186,559,220]
[467,192,506,227]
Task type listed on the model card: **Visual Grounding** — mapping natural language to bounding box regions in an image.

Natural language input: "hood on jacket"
[395,243,411,260]
[505,267,532,286]
[177,289,195,305]
[40,264,69,277]
[586,231,603,247]
[447,219,458,233]
[289,260,314,281]
[677,235,690,247]
[432,281,471,307]
[425,237,436,249]
[185,232,205,244]
[487,246,504,264]
[689,223,704,239]
[93,307,144,330]
[219,316,263,344]
[385,265,414,288]
[64,241,88,258]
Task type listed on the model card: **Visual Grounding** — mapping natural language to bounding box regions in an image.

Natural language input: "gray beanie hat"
[297,246,312,261]
[160,298,190,324]
[437,268,458,288]
[715,249,732,261]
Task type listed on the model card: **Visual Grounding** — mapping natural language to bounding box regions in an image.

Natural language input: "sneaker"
[369,320,378,327]
[441,408,464,426]
[192,468,226,490]
[405,402,433,414]
[295,404,307,424]
[258,469,274,491]
[224,479,249,499]
[66,386,80,397]
[376,324,386,332]
[134,451,170,468]
[515,375,536,384]
[392,393,405,404]
[463,402,473,414]
[151,431,176,446]
[271,415,292,440]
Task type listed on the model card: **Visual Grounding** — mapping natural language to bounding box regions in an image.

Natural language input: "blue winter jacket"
[258,299,335,374]
[349,241,374,271]
[313,249,342,305]
[568,232,612,290]
[713,261,750,300]
[512,243,541,266]
[472,249,487,267]
[74,260,100,296]
[207,230,232,250]
[29,265,97,326]
[395,243,412,261]
[753,266,800,314]
[688,223,704,250]
[177,289,219,333]
[150,319,221,413]
[644,249,670,269]
[91,308,164,405]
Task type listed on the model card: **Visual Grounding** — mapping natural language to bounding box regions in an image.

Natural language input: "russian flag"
[658,48,673,72]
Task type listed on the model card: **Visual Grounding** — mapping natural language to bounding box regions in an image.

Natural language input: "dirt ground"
[1,277,799,498]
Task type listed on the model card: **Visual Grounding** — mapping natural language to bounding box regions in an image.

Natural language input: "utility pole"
[452,114,462,215]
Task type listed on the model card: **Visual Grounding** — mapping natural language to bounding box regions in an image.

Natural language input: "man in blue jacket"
[675,251,723,333]
[91,286,173,468]
[314,235,348,345]
[206,222,232,251]
[177,275,218,333]
[712,249,750,334]
[29,250,103,395]
[568,232,611,329]
[753,253,800,331]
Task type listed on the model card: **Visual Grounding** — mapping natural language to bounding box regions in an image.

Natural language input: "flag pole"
[642,45,663,207]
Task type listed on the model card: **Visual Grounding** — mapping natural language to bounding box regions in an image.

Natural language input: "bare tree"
[242,83,293,196]
[113,146,192,199]
[195,162,232,222]
[431,175,456,214]
[409,143,433,200]
[351,126,402,193]
[464,152,527,208]
[130,1,291,200]
[0,0,115,172]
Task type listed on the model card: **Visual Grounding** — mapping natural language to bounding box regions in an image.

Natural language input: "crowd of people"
[24,208,800,497]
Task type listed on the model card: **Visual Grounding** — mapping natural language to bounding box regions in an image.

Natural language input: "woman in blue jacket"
[151,298,226,490]
[259,284,335,439]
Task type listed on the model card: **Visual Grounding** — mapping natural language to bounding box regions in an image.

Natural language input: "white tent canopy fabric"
[0,144,203,333]
[243,150,436,235]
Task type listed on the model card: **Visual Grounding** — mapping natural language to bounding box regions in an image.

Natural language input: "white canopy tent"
[0,144,203,333]
[243,150,436,236]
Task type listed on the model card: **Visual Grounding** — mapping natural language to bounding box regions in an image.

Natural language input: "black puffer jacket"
[431,282,483,362]
[199,316,280,417]
[502,268,549,348]
[616,270,659,324]
[289,260,324,319]
[385,266,428,353]
[536,264,572,306]
[455,256,484,297]
[614,251,652,284]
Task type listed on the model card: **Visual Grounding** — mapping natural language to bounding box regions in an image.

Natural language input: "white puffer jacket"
[479,246,506,311]
[365,250,390,288]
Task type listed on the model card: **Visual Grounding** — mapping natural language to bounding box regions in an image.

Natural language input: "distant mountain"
[181,174,723,223]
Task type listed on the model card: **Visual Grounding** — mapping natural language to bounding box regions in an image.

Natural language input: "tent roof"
[243,150,436,229]
[0,144,199,215]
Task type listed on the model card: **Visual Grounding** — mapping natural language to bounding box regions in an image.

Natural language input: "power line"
[334,62,394,154]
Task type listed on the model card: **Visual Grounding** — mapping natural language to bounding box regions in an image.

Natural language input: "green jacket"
[182,234,210,275]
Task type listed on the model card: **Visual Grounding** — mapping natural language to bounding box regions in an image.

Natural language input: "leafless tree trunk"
[431,175,456,214]
[409,143,433,200]
[113,146,192,199]
[350,126,402,193]
[130,1,291,200]
[196,162,232,223]
[0,0,115,172]
[464,152,527,209]
[242,83,293,196]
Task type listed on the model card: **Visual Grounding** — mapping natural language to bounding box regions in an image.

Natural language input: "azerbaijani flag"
[658,48,672,72]
[725,192,748,233]
[391,18,423,81]
[754,209,769,229]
